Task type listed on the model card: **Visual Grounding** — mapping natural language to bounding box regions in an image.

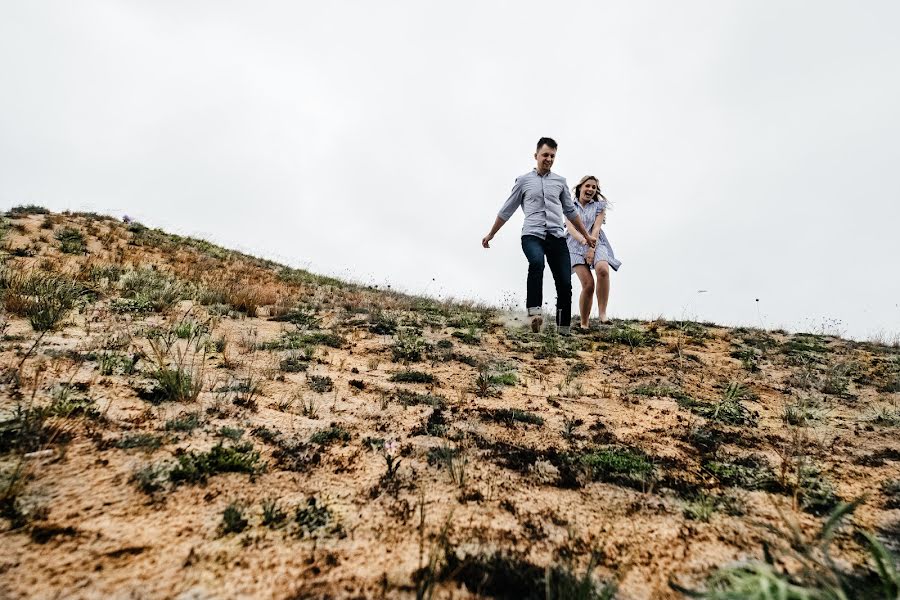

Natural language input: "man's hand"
[586,235,597,248]
[482,234,493,248]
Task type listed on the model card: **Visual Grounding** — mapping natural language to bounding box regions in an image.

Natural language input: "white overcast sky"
[2,1,898,339]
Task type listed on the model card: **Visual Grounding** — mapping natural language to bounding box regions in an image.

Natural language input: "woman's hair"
[574,175,609,206]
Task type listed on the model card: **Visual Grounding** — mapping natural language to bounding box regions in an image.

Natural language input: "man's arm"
[565,219,586,245]
[568,215,595,247]
[482,216,507,248]
[483,178,523,248]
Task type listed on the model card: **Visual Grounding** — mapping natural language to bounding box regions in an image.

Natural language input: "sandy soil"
[0,211,898,599]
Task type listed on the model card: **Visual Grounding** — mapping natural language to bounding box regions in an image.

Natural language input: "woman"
[565,175,621,328]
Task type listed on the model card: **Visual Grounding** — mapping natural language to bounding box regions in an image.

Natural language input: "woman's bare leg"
[595,261,610,323]
[573,264,594,328]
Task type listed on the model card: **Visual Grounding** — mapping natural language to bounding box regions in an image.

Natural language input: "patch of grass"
[261,330,345,350]
[632,384,693,403]
[115,433,163,451]
[414,408,449,438]
[489,370,517,386]
[55,227,87,254]
[395,390,446,408]
[131,463,170,495]
[97,352,137,376]
[704,455,776,491]
[429,442,468,488]
[671,499,898,599]
[439,550,614,600]
[781,334,830,359]
[730,347,762,372]
[309,425,350,446]
[169,442,261,485]
[120,269,193,313]
[307,374,333,393]
[676,385,757,426]
[683,493,719,522]
[295,497,339,537]
[451,327,481,346]
[279,349,313,372]
[883,480,900,509]
[392,329,427,362]
[598,322,657,349]
[782,397,823,426]
[473,368,500,398]
[142,366,202,404]
[6,204,50,216]
[47,385,100,419]
[218,426,244,441]
[480,408,544,427]
[871,403,900,426]
[578,446,654,489]
[1,271,82,332]
[0,404,65,453]
[270,308,320,329]
[262,497,288,528]
[164,412,201,432]
[368,309,398,335]
[390,370,436,384]
[220,503,248,534]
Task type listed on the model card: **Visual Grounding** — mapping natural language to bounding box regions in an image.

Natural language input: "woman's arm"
[592,210,605,238]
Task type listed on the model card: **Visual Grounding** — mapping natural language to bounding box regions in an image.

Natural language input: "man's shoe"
[558,325,571,336]
[530,314,543,333]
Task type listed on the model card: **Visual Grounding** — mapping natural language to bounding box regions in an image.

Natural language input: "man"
[482,137,595,335]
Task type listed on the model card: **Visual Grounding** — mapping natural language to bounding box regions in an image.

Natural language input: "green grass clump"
[598,323,657,349]
[270,308,320,329]
[115,433,163,451]
[143,366,202,403]
[671,499,899,599]
[309,426,350,446]
[55,227,87,254]
[395,390,446,408]
[295,497,337,537]
[481,408,544,427]
[579,446,654,489]
[6,205,49,216]
[307,375,333,393]
[261,497,288,528]
[169,442,261,485]
[261,330,345,350]
[164,412,201,432]
[392,330,427,362]
[1,271,82,332]
[438,550,615,600]
[120,269,193,313]
[704,456,775,491]
[631,384,693,403]
[221,503,248,534]
[390,370,436,384]
[130,463,170,494]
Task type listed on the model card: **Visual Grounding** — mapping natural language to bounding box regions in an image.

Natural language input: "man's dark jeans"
[521,234,572,327]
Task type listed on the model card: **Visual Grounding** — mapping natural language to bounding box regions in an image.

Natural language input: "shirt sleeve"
[559,178,577,219]
[497,177,524,221]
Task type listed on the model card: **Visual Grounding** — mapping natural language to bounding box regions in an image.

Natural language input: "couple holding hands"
[482,137,621,335]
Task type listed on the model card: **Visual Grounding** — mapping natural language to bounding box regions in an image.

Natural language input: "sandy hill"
[0,207,898,600]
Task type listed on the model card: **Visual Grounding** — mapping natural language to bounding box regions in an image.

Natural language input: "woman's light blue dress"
[566,198,621,271]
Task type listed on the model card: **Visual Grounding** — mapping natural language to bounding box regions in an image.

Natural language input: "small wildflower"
[382,438,401,479]
[122,215,132,224]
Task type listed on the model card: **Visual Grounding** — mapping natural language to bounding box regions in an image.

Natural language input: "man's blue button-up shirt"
[497,169,577,239]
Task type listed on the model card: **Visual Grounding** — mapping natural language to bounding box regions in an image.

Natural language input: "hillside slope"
[1,208,898,599]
